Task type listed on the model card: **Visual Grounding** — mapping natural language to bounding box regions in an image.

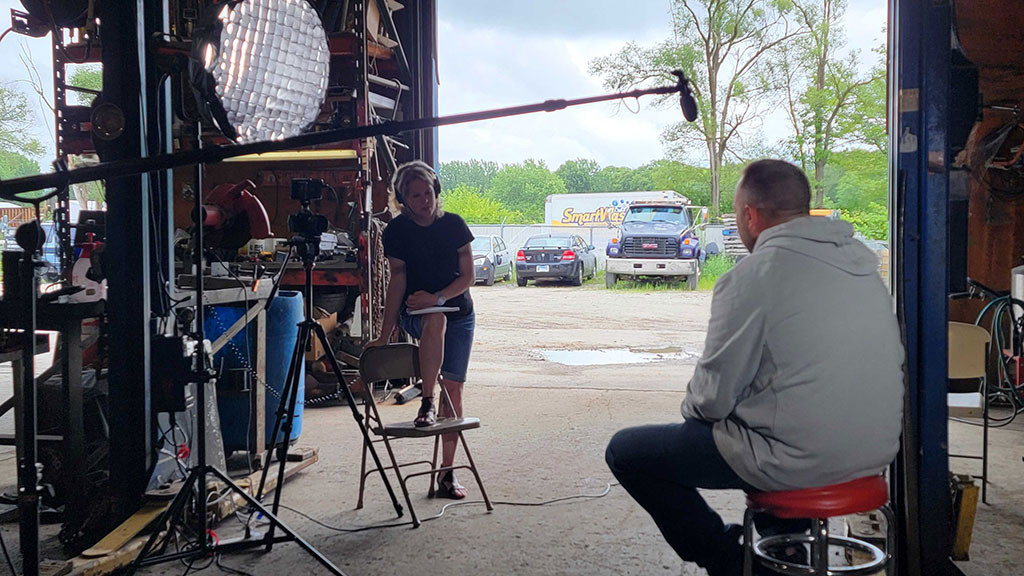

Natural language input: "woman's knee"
[421,312,447,334]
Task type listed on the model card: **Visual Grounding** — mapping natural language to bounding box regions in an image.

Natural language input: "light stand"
[127,129,344,575]
[252,179,404,553]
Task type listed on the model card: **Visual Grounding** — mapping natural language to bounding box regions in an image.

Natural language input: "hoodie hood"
[753,216,878,276]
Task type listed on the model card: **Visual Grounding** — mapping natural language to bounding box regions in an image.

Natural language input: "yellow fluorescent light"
[223,149,359,162]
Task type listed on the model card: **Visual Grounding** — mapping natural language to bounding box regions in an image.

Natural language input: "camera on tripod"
[288,178,330,240]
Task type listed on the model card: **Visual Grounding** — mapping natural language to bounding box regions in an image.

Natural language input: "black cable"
[0,27,12,47]
[0,526,16,576]
[215,555,255,576]
[269,483,618,534]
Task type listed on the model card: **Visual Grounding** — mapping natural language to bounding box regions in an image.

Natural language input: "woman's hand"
[405,290,437,311]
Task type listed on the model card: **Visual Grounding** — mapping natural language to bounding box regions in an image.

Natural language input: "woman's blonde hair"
[392,160,443,216]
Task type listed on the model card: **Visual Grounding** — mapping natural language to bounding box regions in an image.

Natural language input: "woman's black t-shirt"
[382,211,474,316]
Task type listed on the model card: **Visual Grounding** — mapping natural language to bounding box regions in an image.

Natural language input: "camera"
[288,178,330,239]
[290,178,325,203]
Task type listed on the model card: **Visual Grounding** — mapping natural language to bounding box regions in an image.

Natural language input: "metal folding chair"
[355,343,493,527]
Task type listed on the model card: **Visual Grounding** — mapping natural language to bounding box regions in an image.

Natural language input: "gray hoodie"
[681,216,904,491]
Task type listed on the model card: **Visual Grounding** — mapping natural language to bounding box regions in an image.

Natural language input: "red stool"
[743,476,895,576]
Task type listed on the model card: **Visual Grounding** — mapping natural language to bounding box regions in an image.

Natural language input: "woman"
[366,160,476,499]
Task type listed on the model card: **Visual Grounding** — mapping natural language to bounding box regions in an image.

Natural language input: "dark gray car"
[515,234,598,287]
[472,235,511,285]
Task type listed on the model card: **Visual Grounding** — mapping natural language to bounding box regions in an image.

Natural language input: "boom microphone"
[673,71,699,122]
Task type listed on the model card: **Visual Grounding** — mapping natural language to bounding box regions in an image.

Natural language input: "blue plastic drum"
[205,290,305,452]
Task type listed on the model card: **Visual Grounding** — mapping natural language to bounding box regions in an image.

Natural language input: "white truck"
[544,191,686,227]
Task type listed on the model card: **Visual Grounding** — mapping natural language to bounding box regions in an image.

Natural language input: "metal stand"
[127,131,345,575]
[15,225,41,576]
[252,210,404,554]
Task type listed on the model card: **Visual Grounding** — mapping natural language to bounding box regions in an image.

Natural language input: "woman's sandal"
[414,396,436,427]
[438,471,467,500]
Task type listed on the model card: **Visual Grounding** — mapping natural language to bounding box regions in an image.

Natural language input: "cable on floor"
[261,482,619,534]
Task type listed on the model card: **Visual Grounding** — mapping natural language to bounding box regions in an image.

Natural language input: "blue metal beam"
[895,0,962,574]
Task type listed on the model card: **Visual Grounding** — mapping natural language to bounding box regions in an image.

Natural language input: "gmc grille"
[621,236,677,258]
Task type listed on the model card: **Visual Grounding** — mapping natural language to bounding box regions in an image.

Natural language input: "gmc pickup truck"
[605,201,707,290]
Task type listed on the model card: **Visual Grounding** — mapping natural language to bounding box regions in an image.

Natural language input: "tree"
[555,158,601,193]
[485,160,567,223]
[591,0,803,215]
[69,65,103,106]
[438,159,500,193]
[0,151,40,180]
[775,0,883,207]
[0,84,45,157]
[442,184,525,224]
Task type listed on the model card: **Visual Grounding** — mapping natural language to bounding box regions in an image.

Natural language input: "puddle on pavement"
[538,347,699,366]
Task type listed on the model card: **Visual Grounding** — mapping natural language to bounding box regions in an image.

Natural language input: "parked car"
[472,235,511,285]
[515,233,598,287]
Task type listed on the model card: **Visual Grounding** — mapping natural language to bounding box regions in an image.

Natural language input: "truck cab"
[605,201,708,290]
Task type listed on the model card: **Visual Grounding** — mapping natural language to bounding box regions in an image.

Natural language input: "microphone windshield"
[671,70,699,122]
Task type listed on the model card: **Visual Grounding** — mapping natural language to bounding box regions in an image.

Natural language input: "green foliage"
[485,159,566,222]
[0,151,40,180]
[0,84,45,157]
[68,65,102,106]
[555,158,601,193]
[441,185,525,224]
[439,159,499,193]
[698,255,736,290]
[826,149,888,210]
[842,202,888,241]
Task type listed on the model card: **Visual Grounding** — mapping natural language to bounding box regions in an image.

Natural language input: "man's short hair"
[739,159,811,219]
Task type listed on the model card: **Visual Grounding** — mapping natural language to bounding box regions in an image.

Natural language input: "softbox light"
[191,0,330,143]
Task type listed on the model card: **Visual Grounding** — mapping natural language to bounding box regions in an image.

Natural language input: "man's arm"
[680,267,766,422]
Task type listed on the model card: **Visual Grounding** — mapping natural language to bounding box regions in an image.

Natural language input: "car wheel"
[484,267,495,286]
[571,264,583,287]
[687,269,699,291]
[517,276,527,287]
[605,272,617,289]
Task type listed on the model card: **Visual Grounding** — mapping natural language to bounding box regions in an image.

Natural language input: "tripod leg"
[314,323,404,517]
[265,321,309,551]
[254,323,308,504]
[126,470,200,575]
[259,322,311,551]
[205,467,347,576]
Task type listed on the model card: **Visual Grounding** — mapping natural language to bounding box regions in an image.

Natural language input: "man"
[605,159,904,576]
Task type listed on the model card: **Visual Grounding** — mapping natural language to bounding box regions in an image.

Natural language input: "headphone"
[392,160,441,205]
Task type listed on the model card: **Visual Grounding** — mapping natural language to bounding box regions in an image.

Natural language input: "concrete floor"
[0,283,1021,575]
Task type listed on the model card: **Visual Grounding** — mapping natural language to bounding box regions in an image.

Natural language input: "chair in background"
[948,321,992,503]
[355,343,492,527]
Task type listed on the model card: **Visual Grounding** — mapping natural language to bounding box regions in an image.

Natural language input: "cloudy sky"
[0,0,887,171]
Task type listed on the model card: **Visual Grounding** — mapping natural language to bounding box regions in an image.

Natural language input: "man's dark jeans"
[606,419,807,576]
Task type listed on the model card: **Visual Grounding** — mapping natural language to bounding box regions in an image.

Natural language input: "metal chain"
[369,216,389,341]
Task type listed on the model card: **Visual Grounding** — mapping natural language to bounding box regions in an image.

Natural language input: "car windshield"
[471,238,491,251]
[623,206,689,225]
[525,237,571,249]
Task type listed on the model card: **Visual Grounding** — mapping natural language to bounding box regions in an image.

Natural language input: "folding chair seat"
[947,321,991,503]
[355,343,492,527]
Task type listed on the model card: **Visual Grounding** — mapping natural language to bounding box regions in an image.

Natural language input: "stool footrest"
[753,534,886,576]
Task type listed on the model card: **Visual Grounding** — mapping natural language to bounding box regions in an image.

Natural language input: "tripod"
[127,144,345,575]
[251,209,405,552]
